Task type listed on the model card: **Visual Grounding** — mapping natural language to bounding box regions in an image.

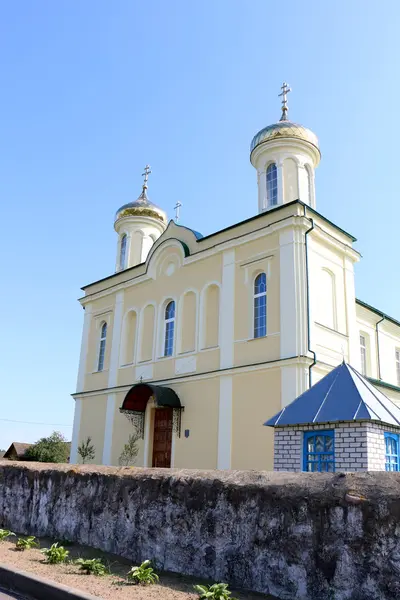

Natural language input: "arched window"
[98,322,107,371]
[119,234,127,270]
[254,273,267,338]
[266,163,278,207]
[164,301,175,357]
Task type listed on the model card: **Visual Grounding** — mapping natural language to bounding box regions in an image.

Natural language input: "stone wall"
[1,463,400,600]
[274,421,400,472]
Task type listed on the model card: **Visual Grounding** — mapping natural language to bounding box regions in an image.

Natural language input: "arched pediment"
[145,221,202,280]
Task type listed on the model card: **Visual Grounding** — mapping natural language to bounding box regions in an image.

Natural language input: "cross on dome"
[174,201,182,222]
[142,164,152,190]
[278,82,292,121]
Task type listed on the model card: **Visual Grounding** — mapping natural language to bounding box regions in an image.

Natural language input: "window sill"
[120,362,134,369]
[199,345,219,352]
[91,369,109,375]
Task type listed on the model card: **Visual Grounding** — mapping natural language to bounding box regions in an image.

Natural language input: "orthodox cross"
[174,201,182,222]
[278,82,291,121]
[142,165,151,189]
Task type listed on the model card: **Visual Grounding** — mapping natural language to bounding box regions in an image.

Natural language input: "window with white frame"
[98,322,107,371]
[266,163,278,207]
[164,301,175,357]
[360,334,367,376]
[396,349,400,387]
[119,234,127,270]
[254,273,267,338]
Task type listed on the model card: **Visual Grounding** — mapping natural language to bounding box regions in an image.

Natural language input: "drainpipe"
[376,316,385,380]
[304,205,317,387]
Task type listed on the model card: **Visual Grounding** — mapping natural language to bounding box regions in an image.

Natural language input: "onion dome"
[114,165,167,224]
[250,121,320,156]
[250,82,320,160]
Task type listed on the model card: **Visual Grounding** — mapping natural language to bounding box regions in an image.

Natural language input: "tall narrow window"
[304,430,335,472]
[164,301,175,357]
[266,163,278,207]
[254,273,267,338]
[119,234,127,270]
[360,334,367,376]
[385,433,399,471]
[396,350,400,387]
[98,322,107,371]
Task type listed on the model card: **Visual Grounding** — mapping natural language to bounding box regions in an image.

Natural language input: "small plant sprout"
[16,536,39,551]
[0,529,15,541]
[75,558,109,576]
[194,583,238,600]
[127,560,159,585]
[41,543,69,564]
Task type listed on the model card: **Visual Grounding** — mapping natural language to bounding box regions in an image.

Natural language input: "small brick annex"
[265,361,400,473]
[273,421,400,472]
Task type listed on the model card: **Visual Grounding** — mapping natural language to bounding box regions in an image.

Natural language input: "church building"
[70,84,400,470]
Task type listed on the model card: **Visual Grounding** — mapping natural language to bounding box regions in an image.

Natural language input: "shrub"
[77,436,95,464]
[0,529,15,541]
[194,583,237,599]
[75,558,108,576]
[41,543,69,564]
[127,560,159,585]
[16,536,39,551]
[24,431,69,463]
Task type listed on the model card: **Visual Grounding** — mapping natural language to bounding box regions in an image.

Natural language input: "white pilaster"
[258,169,267,213]
[279,226,308,359]
[102,394,116,465]
[219,249,235,369]
[277,160,284,205]
[217,249,235,470]
[102,291,124,465]
[76,303,93,393]
[108,291,125,387]
[344,256,361,371]
[69,399,82,464]
[280,363,309,409]
[217,376,232,469]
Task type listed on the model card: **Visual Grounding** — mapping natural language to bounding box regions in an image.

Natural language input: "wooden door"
[152,408,173,468]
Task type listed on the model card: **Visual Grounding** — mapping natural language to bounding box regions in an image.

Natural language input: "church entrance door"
[152,407,173,468]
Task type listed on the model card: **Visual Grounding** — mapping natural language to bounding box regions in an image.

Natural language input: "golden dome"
[250,120,320,156]
[115,189,167,224]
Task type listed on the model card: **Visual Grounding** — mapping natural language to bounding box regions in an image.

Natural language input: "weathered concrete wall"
[1,463,400,600]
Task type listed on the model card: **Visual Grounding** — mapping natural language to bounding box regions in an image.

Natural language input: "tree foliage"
[25,431,69,463]
[119,432,141,466]
[77,436,95,464]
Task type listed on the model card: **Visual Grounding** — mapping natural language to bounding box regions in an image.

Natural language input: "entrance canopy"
[119,383,184,438]
[120,383,182,413]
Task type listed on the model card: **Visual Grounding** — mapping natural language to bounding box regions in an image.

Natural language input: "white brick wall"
[273,421,400,472]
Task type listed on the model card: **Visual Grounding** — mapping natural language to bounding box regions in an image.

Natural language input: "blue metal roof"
[265,362,400,428]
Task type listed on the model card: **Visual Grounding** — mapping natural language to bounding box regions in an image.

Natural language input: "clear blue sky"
[0,1,398,450]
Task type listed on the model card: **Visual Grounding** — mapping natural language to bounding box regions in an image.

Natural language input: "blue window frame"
[254,273,267,338]
[303,430,335,472]
[385,432,399,471]
[266,163,278,207]
[164,300,175,357]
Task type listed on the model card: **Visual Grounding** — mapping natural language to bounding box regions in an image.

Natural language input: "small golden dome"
[250,121,320,156]
[115,189,167,224]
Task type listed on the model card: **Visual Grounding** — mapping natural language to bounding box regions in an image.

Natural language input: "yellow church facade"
[70,86,400,469]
